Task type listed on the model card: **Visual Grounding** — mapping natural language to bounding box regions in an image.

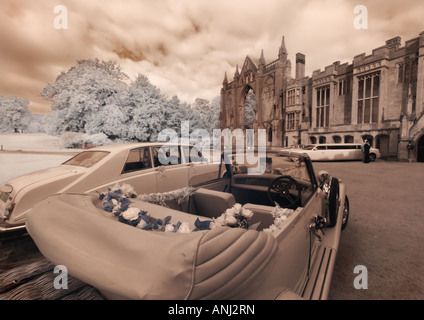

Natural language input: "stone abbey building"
[220,32,424,162]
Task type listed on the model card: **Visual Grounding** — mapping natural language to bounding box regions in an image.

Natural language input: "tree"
[163,95,195,136]
[26,113,48,133]
[122,74,171,142]
[41,59,221,142]
[190,96,220,134]
[244,91,255,124]
[0,96,31,132]
[209,96,221,132]
[84,103,127,139]
[42,59,128,136]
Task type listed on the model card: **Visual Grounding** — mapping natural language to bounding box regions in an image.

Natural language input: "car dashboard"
[230,173,314,208]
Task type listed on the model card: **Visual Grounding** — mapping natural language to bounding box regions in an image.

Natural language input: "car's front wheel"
[369,153,376,162]
[327,177,339,228]
[342,195,349,230]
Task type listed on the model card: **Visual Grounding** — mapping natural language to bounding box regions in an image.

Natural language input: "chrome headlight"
[0,185,14,220]
[1,185,13,200]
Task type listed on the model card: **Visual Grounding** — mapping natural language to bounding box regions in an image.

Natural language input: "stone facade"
[220,33,424,162]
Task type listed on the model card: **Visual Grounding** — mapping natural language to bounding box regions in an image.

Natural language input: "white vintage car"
[286,143,381,162]
[0,143,219,232]
[26,149,349,300]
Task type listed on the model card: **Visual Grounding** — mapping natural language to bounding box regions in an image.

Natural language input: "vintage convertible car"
[0,142,218,232]
[26,149,349,300]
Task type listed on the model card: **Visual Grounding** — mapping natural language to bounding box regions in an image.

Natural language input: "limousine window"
[327,145,358,150]
[303,144,363,151]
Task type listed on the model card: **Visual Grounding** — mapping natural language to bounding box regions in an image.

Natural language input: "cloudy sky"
[1,0,424,113]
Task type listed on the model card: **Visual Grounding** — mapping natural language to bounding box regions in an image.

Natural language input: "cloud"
[0,0,423,113]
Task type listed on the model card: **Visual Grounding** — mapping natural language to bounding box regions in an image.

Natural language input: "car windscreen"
[62,151,109,168]
[266,154,311,183]
[228,152,311,184]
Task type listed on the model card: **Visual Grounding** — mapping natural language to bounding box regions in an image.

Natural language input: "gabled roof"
[241,55,258,74]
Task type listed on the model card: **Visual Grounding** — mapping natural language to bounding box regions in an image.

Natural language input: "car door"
[119,147,158,194]
[151,145,189,193]
[258,156,324,295]
[181,146,221,186]
[277,191,324,291]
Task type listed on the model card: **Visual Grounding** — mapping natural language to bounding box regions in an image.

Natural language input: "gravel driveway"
[313,160,424,300]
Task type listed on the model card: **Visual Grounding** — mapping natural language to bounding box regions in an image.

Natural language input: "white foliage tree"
[40,59,221,143]
[190,96,220,134]
[163,95,194,136]
[26,113,48,133]
[84,103,127,139]
[122,74,170,142]
[0,96,31,132]
[244,91,255,124]
[42,59,128,136]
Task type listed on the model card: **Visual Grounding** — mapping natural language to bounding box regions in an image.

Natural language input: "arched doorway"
[362,134,374,147]
[376,134,390,159]
[417,135,424,163]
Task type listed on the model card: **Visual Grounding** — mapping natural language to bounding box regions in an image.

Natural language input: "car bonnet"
[3,165,86,193]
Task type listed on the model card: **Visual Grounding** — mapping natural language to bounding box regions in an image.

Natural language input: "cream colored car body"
[0,143,219,232]
[27,150,349,300]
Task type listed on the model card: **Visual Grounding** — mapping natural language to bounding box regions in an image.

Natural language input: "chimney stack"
[296,53,306,79]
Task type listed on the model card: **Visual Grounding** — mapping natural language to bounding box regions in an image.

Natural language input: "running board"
[301,246,336,300]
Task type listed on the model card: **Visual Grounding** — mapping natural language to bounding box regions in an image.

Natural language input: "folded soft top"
[26,193,278,300]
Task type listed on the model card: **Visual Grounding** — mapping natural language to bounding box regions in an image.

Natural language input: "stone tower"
[220,36,292,147]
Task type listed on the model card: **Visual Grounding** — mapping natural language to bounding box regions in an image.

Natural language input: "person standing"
[363,140,370,163]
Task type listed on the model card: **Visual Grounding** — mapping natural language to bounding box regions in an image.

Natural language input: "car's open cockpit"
[227,151,315,209]
[179,150,318,231]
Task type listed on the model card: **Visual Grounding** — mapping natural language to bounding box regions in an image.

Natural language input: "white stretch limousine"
[284,143,381,162]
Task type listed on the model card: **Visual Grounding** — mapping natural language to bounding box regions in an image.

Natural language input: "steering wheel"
[267,175,302,208]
